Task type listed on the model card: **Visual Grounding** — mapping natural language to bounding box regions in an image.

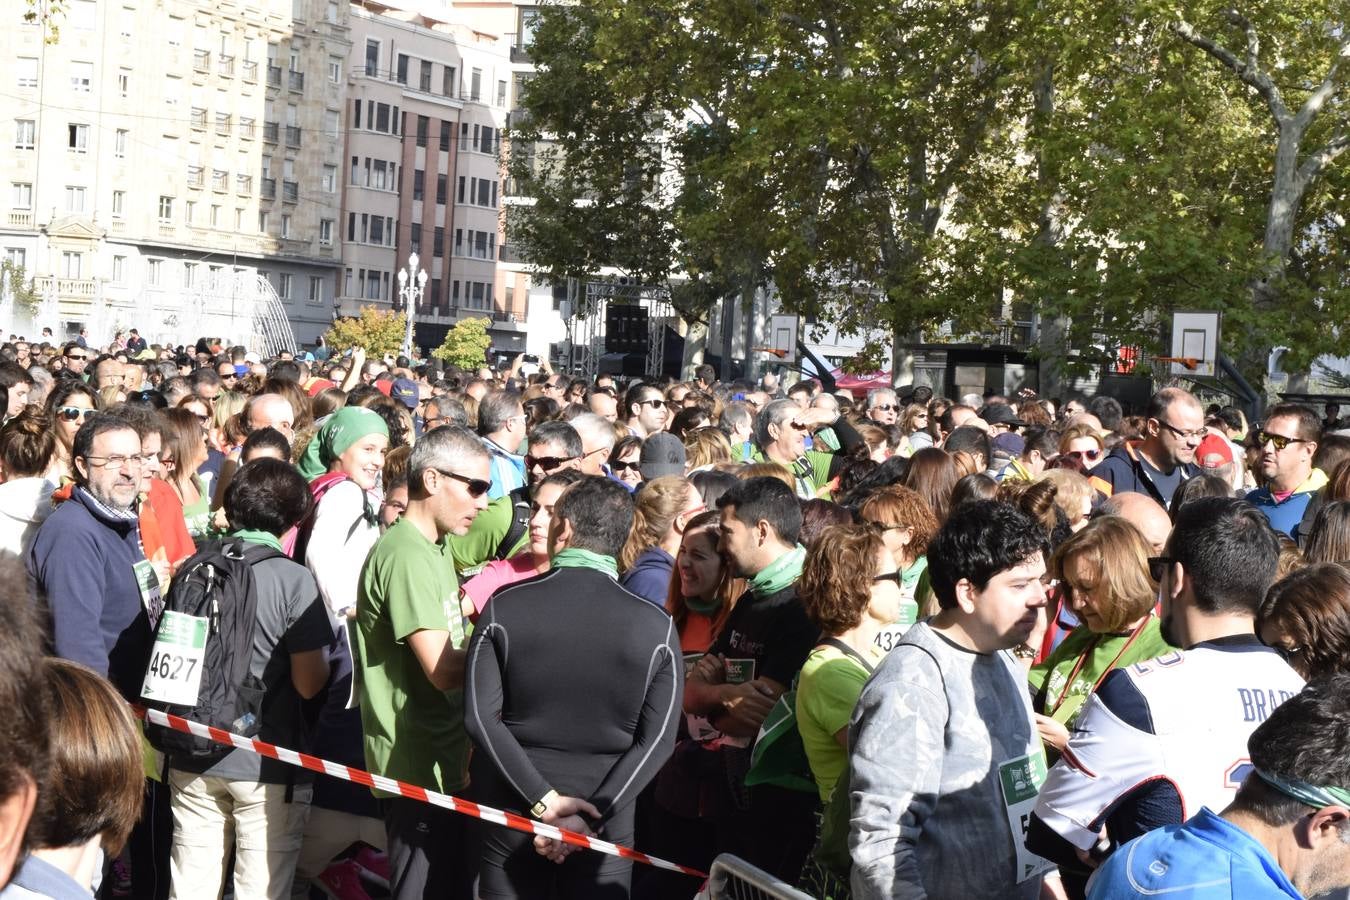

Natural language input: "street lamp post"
[397,252,427,360]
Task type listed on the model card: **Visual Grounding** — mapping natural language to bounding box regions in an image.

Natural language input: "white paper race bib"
[140,609,208,706]
[872,600,919,653]
[999,749,1055,883]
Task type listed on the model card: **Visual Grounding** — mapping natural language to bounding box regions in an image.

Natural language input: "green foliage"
[23,0,65,43]
[0,261,39,317]
[322,306,406,357]
[514,0,1350,382]
[432,317,493,369]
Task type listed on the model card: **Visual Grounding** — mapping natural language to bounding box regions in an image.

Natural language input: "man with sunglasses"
[1093,388,1202,508]
[865,388,900,426]
[1028,498,1303,892]
[624,384,669,438]
[1246,403,1327,541]
[61,343,91,377]
[354,425,492,900]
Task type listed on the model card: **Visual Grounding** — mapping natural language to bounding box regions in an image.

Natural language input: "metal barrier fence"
[700,854,819,900]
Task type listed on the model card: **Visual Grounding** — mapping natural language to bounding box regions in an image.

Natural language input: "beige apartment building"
[1,0,349,346]
[341,0,526,353]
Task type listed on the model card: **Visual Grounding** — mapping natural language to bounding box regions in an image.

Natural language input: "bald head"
[1100,491,1171,555]
[247,393,295,440]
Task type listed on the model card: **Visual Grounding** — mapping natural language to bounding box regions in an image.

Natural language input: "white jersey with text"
[1033,636,1304,850]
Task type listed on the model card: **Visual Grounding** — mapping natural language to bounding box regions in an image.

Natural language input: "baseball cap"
[234,364,249,377]
[980,404,1026,427]
[390,377,419,410]
[991,432,1025,457]
[639,432,686,481]
[1196,434,1234,469]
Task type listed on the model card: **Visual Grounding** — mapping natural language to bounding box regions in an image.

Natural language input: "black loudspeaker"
[1096,374,1153,415]
[605,304,649,354]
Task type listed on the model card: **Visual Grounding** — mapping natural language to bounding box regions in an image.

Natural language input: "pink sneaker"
[316,860,371,900]
[351,846,390,890]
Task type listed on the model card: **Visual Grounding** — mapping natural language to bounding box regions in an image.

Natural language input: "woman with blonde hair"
[683,425,732,471]
[896,404,930,455]
[1039,467,1094,532]
[1056,423,1106,474]
[618,474,705,606]
[1029,516,1172,755]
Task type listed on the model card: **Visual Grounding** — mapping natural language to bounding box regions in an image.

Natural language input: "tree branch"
[1296,131,1350,189]
[1293,38,1350,133]
[1172,16,1289,124]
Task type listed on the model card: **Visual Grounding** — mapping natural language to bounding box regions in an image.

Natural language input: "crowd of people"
[2,334,1350,900]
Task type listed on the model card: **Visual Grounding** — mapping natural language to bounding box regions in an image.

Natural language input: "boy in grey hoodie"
[849,500,1054,899]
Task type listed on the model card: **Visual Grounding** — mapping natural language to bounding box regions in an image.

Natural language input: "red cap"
[305,378,337,397]
[1196,434,1234,468]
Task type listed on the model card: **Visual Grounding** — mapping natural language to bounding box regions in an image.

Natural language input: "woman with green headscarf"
[296,406,390,621]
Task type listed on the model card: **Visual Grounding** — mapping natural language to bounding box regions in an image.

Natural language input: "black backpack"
[141,538,282,760]
[494,486,532,561]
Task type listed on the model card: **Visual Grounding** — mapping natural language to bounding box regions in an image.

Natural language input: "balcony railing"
[211,170,228,191]
[190,108,207,130]
[263,121,279,142]
[187,166,204,188]
[498,243,524,263]
[8,212,33,228]
[267,65,282,88]
[239,119,255,139]
[215,115,231,136]
[282,181,298,202]
[217,55,235,77]
[241,60,258,81]
[285,125,302,147]
[34,277,96,297]
[288,70,305,92]
[193,50,210,73]
[260,177,276,199]
[236,175,253,196]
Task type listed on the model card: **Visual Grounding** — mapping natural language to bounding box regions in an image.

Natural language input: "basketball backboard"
[769,314,799,361]
[1170,311,1220,377]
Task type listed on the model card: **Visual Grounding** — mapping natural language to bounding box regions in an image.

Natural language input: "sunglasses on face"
[872,404,898,413]
[611,460,640,473]
[435,469,491,497]
[1147,555,1175,582]
[526,454,576,472]
[873,571,903,584]
[58,406,94,422]
[1258,430,1309,452]
[1064,448,1103,462]
[65,353,89,362]
[640,398,668,410]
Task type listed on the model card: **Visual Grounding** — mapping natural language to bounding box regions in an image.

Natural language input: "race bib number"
[140,609,208,706]
[872,600,919,653]
[723,658,756,684]
[133,559,164,622]
[999,750,1055,883]
[683,652,705,677]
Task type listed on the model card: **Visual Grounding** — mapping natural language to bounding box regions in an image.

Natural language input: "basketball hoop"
[1155,356,1200,371]
[753,347,789,359]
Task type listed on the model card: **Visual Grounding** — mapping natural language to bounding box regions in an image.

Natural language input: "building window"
[439,121,451,152]
[309,276,323,303]
[364,39,379,77]
[279,273,293,299]
[322,165,336,193]
[319,219,333,245]
[147,258,162,285]
[11,183,32,210]
[328,58,341,83]
[71,61,93,93]
[185,200,196,224]
[112,255,125,283]
[258,211,269,233]
[114,129,128,158]
[16,58,38,89]
[442,66,455,97]
[396,54,409,84]
[14,120,35,150]
[62,252,82,279]
[4,249,25,269]
[457,176,466,204]
[416,115,428,148]
[325,1,338,23]
[65,185,86,212]
[470,68,482,101]
[433,226,445,257]
[436,174,447,205]
[158,196,174,222]
[184,262,196,287]
[67,123,89,153]
[419,60,432,92]
[118,70,129,97]
[497,79,507,107]
[210,205,221,227]
[281,214,292,238]
[112,190,125,216]
[324,109,339,138]
[412,169,424,201]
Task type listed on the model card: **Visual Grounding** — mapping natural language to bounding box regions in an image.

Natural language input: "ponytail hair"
[619,475,693,572]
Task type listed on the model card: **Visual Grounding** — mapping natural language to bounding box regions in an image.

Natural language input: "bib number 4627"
[141,610,208,706]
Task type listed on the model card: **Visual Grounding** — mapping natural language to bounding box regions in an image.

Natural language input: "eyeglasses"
[871,404,898,413]
[219,372,238,380]
[65,353,89,361]
[80,454,143,470]
[873,571,903,585]
[1156,420,1206,442]
[611,459,640,473]
[1147,555,1176,582]
[640,398,668,410]
[526,454,577,473]
[434,469,491,498]
[1063,448,1103,462]
[57,406,95,422]
[1258,430,1310,452]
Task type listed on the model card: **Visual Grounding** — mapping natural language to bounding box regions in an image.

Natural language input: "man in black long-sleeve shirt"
[465,475,682,900]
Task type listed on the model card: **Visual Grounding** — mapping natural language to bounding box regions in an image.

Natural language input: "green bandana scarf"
[685,595,722,616]
[551,548,619,579]
[749,544,806,599]
[231,529,284,553]
[298,406,390,481]
[1257,768,1350,809]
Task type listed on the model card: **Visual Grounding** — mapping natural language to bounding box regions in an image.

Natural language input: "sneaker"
[315,861,371,900]
[351,847,390,890]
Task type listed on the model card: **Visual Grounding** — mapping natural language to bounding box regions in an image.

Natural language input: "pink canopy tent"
[832,369,893,397]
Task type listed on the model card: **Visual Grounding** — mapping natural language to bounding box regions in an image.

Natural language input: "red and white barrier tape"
[133,706,707,879]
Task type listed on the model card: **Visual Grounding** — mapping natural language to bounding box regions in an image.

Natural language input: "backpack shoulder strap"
[495,486,532,561]
[820,637,875,674]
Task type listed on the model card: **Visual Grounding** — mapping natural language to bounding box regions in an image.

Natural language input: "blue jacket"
[1086,808,1298,899]
[619,546,674,608]
[27,487,154,701]
[1245,467,1328,540]
[1093,442,1198,508]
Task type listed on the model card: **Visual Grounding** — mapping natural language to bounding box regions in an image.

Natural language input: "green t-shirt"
[796,644,880,804]
[1027,616,1172,729]
[446,494,526,576]
[355,517,470,794]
